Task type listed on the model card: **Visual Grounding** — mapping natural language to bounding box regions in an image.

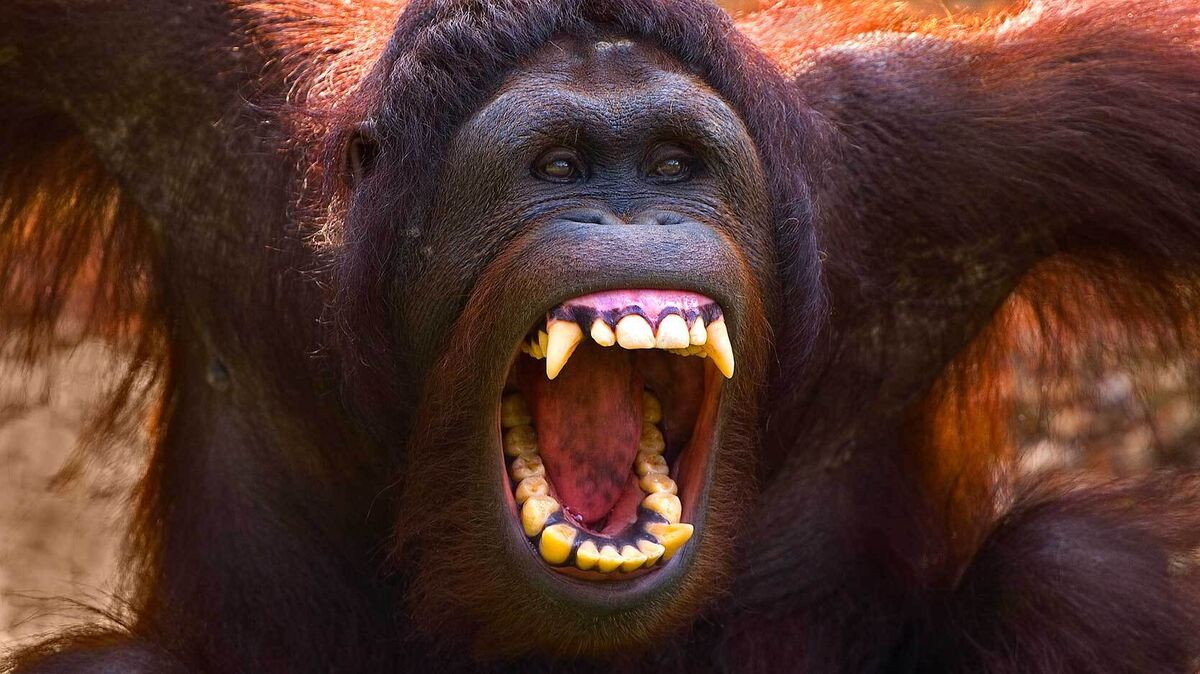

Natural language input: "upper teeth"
[524,311,735,380]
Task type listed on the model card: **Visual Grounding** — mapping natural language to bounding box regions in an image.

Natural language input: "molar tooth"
[510,453,545,480]
[689,317,707,345]
[539,523,577,565]
[643,492,682,524]
[576,540,600,571]
[639,473,678,495]
[619,544,648,572]
[521,495,559,537]
[704,317,735,378]
[637,539,665,567]
[654,314,690,349]
[635,451,669,476]
[514,476,549,504]
[590,319,616,347]
[645,522,694,561]
[501,394,532,428]
[597,545,623,573]
[545,320,584,380]
[642,391,662,424]
[615,315,655,349]
[503,425,537,458]
[639,422,665,453]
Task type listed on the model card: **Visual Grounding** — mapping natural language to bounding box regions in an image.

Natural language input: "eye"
[646,146,695,183]
[533,150,583,183]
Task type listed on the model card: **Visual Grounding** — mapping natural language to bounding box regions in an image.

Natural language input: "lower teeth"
[501,391,694,573]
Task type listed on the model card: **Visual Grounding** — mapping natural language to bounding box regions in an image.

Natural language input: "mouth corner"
[497,288,732,583]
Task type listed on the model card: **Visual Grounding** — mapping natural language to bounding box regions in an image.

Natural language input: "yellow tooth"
[615,315,655,349]
[537,330,549,356]
[689,316,707,345]
[645,522,694,561]
[576,540,600,571]
[704,317,734,378]
[545,320,584,380]
[637,539,665,567]
[639,472,678,495]
[654,314,690,349]
[521,495,559,537]
[635,451,668,476]
[642,391,662,423]
[514,476,549,504]
[501,394,532,428]
[639,422,665,453]
[643,492,682,524]
[597,545,623,573]
[619,544,648,572]
[503,424,537,457]
[539,523,577,565]
[590,319,616,347]
[510,453,545,480]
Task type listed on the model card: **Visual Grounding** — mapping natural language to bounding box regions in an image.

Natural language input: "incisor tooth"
[539,523,577,565]
[501,394,532,428]
[514,476,549,504]
[639,422,665,453]
[704,317,735,378]
[655,314,690,349]
[643,492,682,524]
[638,539,665,567]
[642,391,662,423]
[503,425,537,457]
[620,544,648,572]
[576,540,600,571]
[645,522,694,561]
[545,320,584,380]
[510,453,545,480]
[521,495,559,537]
[615,315,655,349]
[635,451,669,476]
[689,316,707,345]
[590,319,616,347]
[597,545,623,573]
[639,472,678,495]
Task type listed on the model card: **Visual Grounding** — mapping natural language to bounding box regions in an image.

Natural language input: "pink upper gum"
[551,289,719,329]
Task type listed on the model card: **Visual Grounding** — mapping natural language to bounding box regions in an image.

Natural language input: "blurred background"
[10,0,1196,649]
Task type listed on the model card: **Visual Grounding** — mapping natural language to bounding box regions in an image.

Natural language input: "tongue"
[528,344,642,526]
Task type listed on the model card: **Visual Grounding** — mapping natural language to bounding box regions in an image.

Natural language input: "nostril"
[557,209,626,227]
[631,211,689,227]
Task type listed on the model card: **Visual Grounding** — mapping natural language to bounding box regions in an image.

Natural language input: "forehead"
[461,37,745,145]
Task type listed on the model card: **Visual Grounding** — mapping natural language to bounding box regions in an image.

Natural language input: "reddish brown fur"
[3,0,1200,672]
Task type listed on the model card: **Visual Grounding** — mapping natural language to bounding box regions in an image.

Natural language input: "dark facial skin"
[376,38,780,656]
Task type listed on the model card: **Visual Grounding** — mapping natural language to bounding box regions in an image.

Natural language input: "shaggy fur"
[3,0,1200,672]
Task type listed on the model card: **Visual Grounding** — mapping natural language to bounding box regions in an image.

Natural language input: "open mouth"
[500,289,733,579]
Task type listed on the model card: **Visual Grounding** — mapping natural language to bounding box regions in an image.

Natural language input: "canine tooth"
[597,545,623,573]
[501,394,532,428]
[639,473,678,495]
[689,317,707,345]
[545,320,584,380]
[510,453,545,480]
[521,495,559,537]
[645,522,694,561]
[704,318,734,378]
[642,391,662,423]
[576,540,600,571]
[639,422,665,453]
[643,492,682,524]
[654,314,690,349]
[590,319,616,347]
[615,315,655,349]
[635,451,669,476]
[619,544,648,572]
[514,476,549,504]
[637,539,665,567]
[539,523,577,565]
[503,425,537,457]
